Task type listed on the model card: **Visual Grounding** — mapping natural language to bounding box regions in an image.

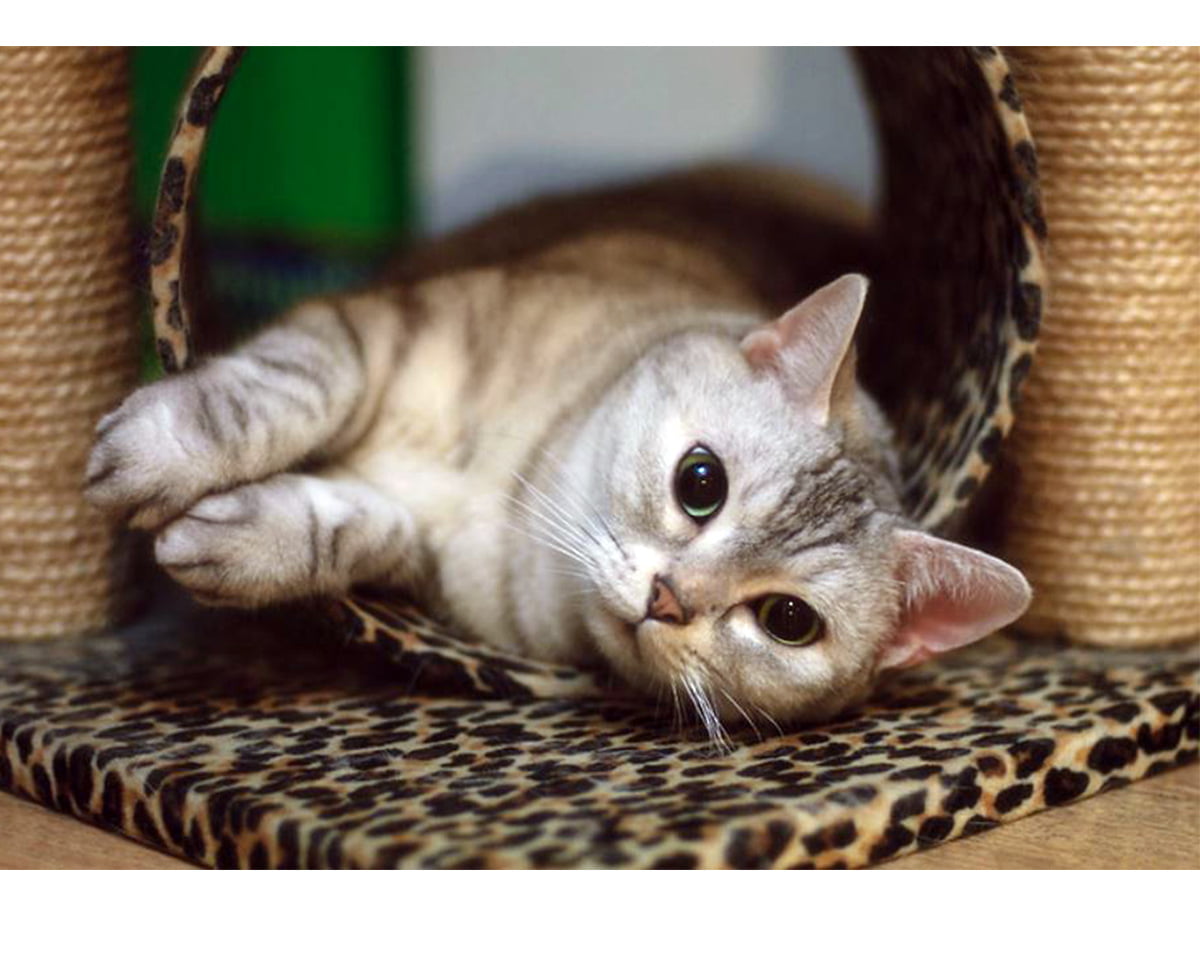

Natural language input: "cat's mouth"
[586,600,645,666]
[613,613,640,651]
[609,609,686,674]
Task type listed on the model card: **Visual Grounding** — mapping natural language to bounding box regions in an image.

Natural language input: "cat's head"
[544,274,1031,739]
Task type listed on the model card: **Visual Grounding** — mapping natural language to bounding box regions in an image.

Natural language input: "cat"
[85,165,1031,740]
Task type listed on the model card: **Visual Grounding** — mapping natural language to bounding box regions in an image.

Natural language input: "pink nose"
[646,574,690,626]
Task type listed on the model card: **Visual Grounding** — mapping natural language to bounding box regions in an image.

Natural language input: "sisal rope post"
[0,48,141,639]
[1002,47,1199,647]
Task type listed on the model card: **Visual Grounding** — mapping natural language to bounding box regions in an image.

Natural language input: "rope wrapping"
[1002,47,1199,646]
[0,48,141,639]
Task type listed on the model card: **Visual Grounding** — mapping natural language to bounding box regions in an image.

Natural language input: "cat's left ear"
[879,529,1032,670]
[740,273,867,425]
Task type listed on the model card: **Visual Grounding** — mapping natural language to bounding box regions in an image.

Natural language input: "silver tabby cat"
[86,166,1030,740]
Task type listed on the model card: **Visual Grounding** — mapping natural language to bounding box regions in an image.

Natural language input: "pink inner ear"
[740,327,784,370]
[881,594,1001,670]
[879,531,1033,671]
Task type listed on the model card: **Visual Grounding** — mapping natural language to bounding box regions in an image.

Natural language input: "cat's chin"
[579,602,698,701]
[578,601,658,690]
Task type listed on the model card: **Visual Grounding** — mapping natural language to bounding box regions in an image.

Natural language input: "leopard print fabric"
[338,596,607,700]
[852,47,1045,530]
[148,45,243,374]
[0,607,1194,868]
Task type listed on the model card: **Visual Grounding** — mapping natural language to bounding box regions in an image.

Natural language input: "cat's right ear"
[879,529,1032,671]
[739,273,868,425]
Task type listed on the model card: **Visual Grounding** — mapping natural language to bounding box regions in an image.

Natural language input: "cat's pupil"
[674,447,727,522]
[755,595,822,646]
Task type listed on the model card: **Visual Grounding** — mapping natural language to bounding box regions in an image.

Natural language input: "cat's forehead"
[650,335,839,464]
[743,452,879,559]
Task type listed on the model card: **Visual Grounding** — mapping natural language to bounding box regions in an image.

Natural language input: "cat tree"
[0,46,1194,869]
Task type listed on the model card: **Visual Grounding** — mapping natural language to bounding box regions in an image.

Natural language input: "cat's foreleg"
[85,295,403,528]
[154,473,424,607]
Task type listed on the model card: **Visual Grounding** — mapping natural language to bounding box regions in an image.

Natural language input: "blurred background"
[133,48,877,334]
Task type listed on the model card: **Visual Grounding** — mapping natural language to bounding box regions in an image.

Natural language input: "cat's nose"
[645,574,691,626]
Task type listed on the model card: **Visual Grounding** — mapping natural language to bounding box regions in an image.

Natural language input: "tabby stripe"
[195,390,224,444]
[94,413,124,440]
[259,381,320,422]
[184,586,228,604]
[501,549,533,654]
[159,559,220,571]
[184,508,254,527]
[807,451,844,479]
[377,517,418,585]
[84,462,116,488]
[330,300,366,374]
[778,508,875,556]
[226,393,250,434]
[329,519,348,573]
[255,354,334,407]
[305,497,320,581]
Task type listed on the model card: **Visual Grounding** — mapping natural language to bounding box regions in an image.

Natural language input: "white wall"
[414,47,879,236]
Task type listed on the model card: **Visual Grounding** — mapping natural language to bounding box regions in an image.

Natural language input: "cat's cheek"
[735,639,857,727]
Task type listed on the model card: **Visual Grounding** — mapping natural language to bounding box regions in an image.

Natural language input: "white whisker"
[505,489,595,556]
[752,704,785,739]
[502,520,598,573]
[509,504,605,573]
[669,679,683,736]
[682,670,731,753]
[718,686,763,743]
[532,447,628,559]
[513,472,602,550]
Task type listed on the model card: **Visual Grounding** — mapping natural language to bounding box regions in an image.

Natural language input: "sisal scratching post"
[0,48,141,639]
[1003,47,1199,646]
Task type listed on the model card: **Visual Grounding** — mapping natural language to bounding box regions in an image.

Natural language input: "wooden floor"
[0,793,193,869]
[1,763,1196,868]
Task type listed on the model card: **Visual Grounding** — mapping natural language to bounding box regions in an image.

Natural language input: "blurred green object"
[132,47,413,245]
[130,48,413,378]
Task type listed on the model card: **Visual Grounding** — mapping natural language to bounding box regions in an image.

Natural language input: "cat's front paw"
[85,378,225,529]
[154,479,322,607]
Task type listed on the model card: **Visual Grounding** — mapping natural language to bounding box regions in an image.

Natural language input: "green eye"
[674,446,727,522]
[754,595,823,646]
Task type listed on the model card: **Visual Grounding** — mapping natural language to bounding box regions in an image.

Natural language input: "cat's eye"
[753,594,823,646]
[674,446,727,522]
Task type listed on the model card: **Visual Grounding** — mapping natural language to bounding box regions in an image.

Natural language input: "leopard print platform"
[0,603,1194,868]
[5,48,1193,868]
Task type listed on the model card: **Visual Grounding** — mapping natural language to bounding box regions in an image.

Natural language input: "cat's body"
[87,166,1030,737]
